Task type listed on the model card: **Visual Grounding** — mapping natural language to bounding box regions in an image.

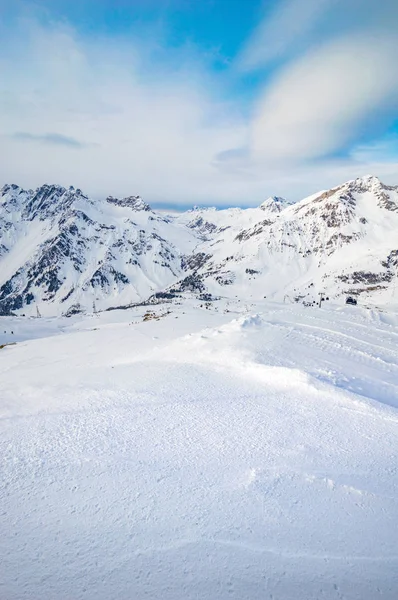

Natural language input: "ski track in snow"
[1,301,398,600]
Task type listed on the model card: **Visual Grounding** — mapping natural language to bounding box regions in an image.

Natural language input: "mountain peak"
[259,196,292,213]
[1,183,20,194]
[189,205,217,213]
[106,195,151,211]
[2,176,398,316]
[340,175,398,197]
[343,175,385,193]
[22,184,90,220]
[354,174,381,186]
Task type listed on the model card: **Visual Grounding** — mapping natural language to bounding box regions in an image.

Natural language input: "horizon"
[1,172,392,212]
[1,0,398,207]
[2,6,398,597]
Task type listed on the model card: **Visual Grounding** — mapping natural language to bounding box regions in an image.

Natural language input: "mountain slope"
[0,184,198,315]
[192,176,398,305]
[0,175,397,316]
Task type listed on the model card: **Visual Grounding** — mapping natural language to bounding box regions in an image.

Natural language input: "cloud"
[250,32,398,163]
[0,19,248,205]
[238,0,398,168]
[11,132,86,148]
[239,0,335,70]
[239,0,398,72]
[0,8,398,207]
[234,0,398,171]
[351,135,398,164]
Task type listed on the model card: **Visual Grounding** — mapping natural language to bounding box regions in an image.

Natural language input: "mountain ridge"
[1,176,397,316]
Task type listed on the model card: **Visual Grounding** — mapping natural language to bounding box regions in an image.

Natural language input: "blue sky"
[1,0,398,207]
[3,1,264,57]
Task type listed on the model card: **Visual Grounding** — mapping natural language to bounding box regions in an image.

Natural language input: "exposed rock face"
[180,175,398,305]
[0,184,188,315]
[1,175,398,315]
[106,195,151,211]
[259,196,293,213]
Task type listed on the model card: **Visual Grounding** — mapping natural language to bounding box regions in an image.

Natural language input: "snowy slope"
[194,176,398,305]
[1,299,398,599]
[1,175,398,316]
[0,184,198,316]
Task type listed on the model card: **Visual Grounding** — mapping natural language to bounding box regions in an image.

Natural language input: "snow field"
[1,301,398,599]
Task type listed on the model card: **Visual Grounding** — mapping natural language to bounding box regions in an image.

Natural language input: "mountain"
[0,184,197,316]
[189,175,398,306]
[259,195,294,213]
[0,175,397,316]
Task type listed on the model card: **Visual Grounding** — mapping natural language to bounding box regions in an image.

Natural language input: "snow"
[194,176,398,307]
[1,298,398,599]
[2,176,398,316]
[0,184,204,316]
[0,218,54,286]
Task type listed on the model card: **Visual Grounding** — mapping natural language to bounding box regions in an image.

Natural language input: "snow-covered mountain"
[1,175,397,316]
[0,184,197,316]
[189,175,398,306]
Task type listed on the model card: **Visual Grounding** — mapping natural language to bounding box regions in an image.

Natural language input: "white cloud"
[0,20,248,205]
[1,13,398,207]
[247,158,398,202]
[239,0,334,70]
[351,136,398,164]
[250,32,398,163]
[238,0,398,72]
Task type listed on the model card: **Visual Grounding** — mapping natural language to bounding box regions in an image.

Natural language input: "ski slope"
[1,300,398,599]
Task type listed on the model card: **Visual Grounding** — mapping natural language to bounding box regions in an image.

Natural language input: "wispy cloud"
[234,0,398,178]
[12,132,86,148]
[0,19,247,204]
[0,4,398,206]
[239,0,335,70]
[239,0,398,72]
[250,32,398,163]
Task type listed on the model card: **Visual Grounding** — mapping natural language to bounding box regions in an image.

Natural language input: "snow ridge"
[1,175,398,316]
